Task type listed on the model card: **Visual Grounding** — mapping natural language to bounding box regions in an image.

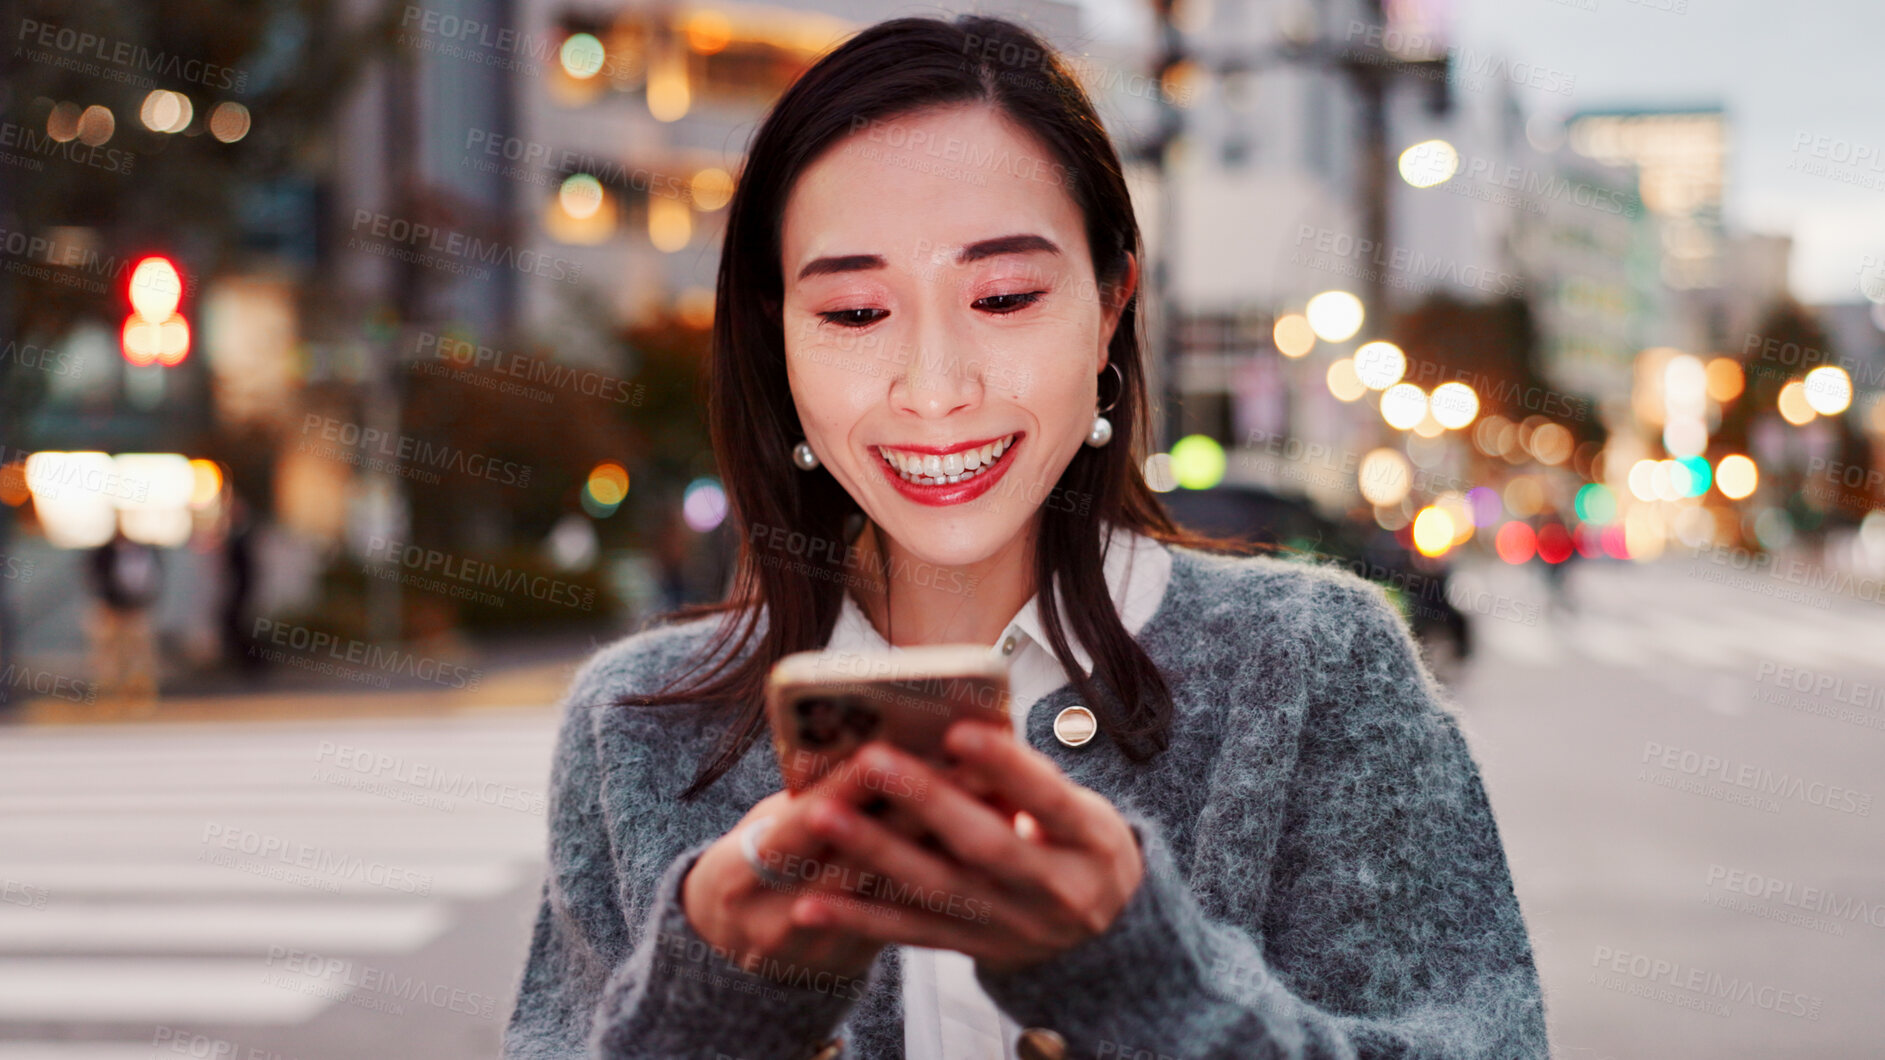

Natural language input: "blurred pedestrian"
[84,528,165,717]
[221,494,264,678]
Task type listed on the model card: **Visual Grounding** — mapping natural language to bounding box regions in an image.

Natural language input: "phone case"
[765,645,1013,792]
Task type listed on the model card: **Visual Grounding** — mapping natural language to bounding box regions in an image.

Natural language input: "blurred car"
[1159,484,1472,679]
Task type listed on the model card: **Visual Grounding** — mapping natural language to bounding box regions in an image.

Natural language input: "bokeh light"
[682,477,728,532]
[1398,139,1460,188]
[1326,358,1367,402]
[1170,434,1226,489]
[1803,365,1853,416]
[1273,314,1315,358]
[1429,381,1479,429]
[559,33,606,78]
[209,101,251,142]
[1574,483,1617,525]
[1305,290,1364,342]
[1358,448,1411,506]
[1495,521,1537,564]
[1714,454,1758,499]
[1412,506,1456,557]
[1353,341,1405,389]
[1777,380,1815,425]
[1380,383,1427,430]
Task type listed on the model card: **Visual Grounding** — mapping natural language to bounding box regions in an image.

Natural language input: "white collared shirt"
[824,522,1173,1060]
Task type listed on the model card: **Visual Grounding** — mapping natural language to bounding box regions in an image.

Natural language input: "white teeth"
[878,434,1017,486]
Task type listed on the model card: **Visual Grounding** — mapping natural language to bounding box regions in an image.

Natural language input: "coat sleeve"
[502,643,867,1060]
[972,575,1550,1058]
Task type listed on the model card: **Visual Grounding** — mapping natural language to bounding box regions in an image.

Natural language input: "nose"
[888,314,983,419]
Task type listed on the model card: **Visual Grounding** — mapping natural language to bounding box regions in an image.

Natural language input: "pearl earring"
[1084,363,1122,448]
[791,441,821,470]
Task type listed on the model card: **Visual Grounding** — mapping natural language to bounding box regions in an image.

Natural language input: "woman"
[504,14,1548,1060]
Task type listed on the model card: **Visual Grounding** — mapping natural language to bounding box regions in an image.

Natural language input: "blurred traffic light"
[121,255,190,366]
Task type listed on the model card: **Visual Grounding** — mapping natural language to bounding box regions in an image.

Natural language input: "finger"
[943,719,1096,847]
[791,881,1006,956]
[745,750,921,879]
[848,743,1056,893]
[798,797,998,915]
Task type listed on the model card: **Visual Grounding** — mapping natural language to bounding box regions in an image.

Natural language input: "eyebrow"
[794,233,1061,282]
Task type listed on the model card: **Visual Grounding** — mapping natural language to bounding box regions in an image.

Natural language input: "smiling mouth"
[873,433,1018,486]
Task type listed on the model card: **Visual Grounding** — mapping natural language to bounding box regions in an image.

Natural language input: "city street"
[2,556,1880,1059]
[0,707,559,1060]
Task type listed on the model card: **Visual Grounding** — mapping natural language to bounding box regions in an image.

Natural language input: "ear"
[1098,251,1139,353]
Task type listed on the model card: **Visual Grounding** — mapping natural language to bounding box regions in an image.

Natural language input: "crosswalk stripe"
[0,901,452,954]
[3,860,521,899]
[0,1045,172,1059]
[0,958,334,1023]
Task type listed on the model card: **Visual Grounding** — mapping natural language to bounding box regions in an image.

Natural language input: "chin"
[870,501,1036,571]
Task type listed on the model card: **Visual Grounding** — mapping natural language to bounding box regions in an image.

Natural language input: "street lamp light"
[1306,290,1364,342]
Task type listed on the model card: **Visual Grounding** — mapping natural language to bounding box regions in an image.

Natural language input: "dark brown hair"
[619,14,1255,798]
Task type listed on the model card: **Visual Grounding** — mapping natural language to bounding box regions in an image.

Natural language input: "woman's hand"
[680,753,926,984]
[779,720,1146,974]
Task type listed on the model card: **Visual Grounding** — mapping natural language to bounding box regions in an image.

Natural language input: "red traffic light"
[122,255,189,366]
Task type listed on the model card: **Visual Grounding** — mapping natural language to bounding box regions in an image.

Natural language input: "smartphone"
[766,645,1012,794]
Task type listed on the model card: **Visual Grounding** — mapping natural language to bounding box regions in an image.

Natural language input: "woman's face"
[778,103,1134,570]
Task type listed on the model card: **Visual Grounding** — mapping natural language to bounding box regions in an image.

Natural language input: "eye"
[817,308,889,328]
[974,291,1044,314]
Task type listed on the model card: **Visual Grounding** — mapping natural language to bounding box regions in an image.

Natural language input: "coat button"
[806,1037,843,1060]
[1053,705,1097,747]
[1017,1027,1067,1060]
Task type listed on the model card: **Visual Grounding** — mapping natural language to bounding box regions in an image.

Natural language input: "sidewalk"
[1,631,604,726]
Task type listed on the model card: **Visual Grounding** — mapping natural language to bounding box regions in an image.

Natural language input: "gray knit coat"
[502,545,1551,1058]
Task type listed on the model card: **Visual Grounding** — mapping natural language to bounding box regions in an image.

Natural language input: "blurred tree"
[1722,300,1873,530]
[0,0,402,707]
[1394,292,1604,450]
